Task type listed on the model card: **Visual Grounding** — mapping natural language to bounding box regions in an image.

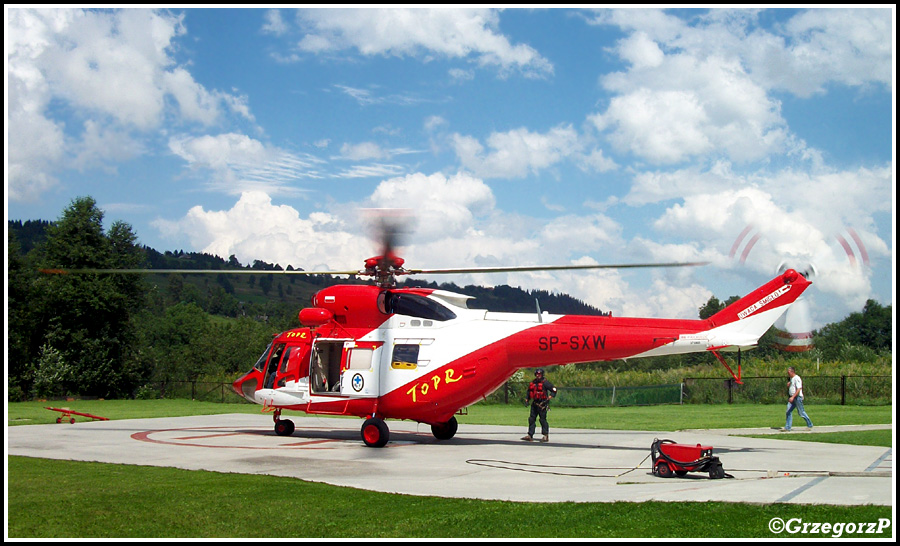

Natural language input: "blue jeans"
[785,397,813,430]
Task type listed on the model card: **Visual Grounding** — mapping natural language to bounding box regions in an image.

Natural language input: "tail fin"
[706,269,812,349]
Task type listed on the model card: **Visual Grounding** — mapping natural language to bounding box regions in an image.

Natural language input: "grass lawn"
[456,402,893,431]
[10,399,893,431]
[8,398,262,426]
[7,399,894,538]
[6,456,892,538]
[742,429,893,448]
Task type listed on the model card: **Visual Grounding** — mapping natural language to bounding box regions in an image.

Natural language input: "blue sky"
[6,7,895,327]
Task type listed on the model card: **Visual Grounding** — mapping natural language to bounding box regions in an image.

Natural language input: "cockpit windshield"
[378,291,457,321]
[253,342,273,371]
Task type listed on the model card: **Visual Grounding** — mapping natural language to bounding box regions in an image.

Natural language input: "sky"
[6,7,896,328]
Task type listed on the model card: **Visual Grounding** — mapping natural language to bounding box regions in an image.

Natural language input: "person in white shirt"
[783,366,813,431]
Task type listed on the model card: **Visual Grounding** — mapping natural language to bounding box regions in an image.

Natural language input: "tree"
[815,299,892,358]
[698,295,742,320]
[30,197,149,398]
[698,296,723,319]
[7,231,39,399]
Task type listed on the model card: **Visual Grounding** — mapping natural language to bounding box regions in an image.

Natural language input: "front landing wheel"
[274,419,295,436]
[361,417,390,448]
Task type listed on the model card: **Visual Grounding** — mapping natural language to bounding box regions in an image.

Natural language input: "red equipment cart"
[651,438,727,479]
[46,407,109,424]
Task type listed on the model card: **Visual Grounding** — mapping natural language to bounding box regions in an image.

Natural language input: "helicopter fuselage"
[232,269,811,445]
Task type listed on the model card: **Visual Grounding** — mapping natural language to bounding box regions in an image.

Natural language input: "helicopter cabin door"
[310,339,380,397]
[339,342,381,398]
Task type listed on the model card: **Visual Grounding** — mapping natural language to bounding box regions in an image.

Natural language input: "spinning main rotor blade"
[40,261,707,277]
[406,261,709,275]
[38,268,362,276]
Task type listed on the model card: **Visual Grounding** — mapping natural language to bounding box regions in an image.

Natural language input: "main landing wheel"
[431,416,459,441]
[274,419,295,437]
[361,417,390,448]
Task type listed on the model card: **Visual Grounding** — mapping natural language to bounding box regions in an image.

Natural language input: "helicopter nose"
[232,371,259,402]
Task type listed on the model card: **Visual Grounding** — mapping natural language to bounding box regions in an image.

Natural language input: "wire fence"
[147,375,891,407]
[682,375,892,405]
[486,381,683,407]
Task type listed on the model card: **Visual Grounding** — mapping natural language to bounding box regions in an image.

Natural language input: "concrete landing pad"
[6,414,892,505]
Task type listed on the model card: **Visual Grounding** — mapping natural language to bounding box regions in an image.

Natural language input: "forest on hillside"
[7,198,893,401]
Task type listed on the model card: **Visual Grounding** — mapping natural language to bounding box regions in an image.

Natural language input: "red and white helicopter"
[225,229,812,447]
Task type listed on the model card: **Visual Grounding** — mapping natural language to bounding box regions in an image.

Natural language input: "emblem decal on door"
[352,373,364,392]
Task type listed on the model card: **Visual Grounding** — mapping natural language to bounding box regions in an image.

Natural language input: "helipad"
[6,413,892,505]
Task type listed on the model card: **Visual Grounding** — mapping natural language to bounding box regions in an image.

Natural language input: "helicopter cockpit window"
[264,343,285,389]
[381,292,456,321]
[253,342,273,371]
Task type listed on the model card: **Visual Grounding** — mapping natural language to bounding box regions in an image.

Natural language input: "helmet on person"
[534,368,545,379]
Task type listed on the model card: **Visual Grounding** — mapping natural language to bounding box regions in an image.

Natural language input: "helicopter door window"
[278,347,293,374]
[273,346,295,388]
[347,348,374,370]
[391,344,420,370]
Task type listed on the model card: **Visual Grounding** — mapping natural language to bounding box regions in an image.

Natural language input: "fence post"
[728,378,733,404]
[841,375,846,405]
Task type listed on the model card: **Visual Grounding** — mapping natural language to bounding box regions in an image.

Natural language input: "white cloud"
[596,7,892,97]
[451,125,583,179]
[168,133,325,195]
[594,55,788,164]
[750,8,893,97]
[262,9,288,36]
[647,164,893,317]
[333,84,430,107]
[7,8,254,202]
[367,172,496,241]
[588,8,891,167]
[296,8,553,78]
[152,191,369,271]
[617,31,664,68]
[339,142,388,161]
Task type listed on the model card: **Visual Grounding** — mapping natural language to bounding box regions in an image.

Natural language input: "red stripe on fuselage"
[376,315,708,424]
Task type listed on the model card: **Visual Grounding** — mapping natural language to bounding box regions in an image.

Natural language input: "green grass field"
[6,400,894,538]
[10,398,893,430]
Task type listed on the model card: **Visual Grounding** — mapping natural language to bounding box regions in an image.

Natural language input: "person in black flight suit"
[522,369,557,443]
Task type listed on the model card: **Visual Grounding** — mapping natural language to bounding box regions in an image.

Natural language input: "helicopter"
[224,235,811,447]
[43,222,812,447]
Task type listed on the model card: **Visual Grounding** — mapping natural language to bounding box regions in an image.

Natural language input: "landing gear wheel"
[657,462,673,478]
[431,416,459,441]
[361,417,390,448]
[274,419,295,436]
